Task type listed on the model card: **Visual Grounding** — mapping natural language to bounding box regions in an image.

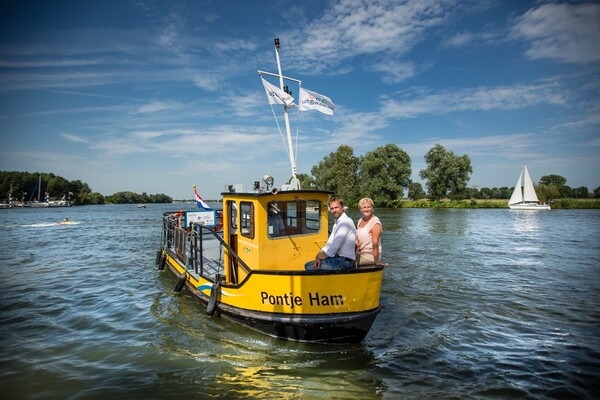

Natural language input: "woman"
[355,198,384,267]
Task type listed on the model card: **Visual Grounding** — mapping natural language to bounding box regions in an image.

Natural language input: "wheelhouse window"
[240,202,254,239]
[267,200,321,238]
[228,201,237,231]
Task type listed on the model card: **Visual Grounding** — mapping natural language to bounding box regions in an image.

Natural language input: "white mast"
[274,38,297,181]
[258,38,301,190]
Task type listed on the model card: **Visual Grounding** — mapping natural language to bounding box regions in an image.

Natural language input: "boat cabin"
[218,189,332,285]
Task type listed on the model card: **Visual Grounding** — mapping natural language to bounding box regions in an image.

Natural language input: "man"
[305,197,356,270]
[267,202,285,237]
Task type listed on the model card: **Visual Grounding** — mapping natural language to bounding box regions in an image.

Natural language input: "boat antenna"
[273,38,300,190]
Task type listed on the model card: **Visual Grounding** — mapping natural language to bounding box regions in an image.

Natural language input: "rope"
[269,104,292,162]
[294,105,300,172]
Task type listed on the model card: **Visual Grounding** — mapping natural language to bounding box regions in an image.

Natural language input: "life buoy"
[211,211,223,233]
[173,271,187,292]
[173,210,185,228]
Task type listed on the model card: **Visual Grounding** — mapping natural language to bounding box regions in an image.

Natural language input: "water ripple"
[1,206,599,399]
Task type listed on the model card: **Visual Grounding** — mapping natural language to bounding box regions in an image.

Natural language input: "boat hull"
[162,249,383,344]
[508,203,551,210]
[216,301,379,344]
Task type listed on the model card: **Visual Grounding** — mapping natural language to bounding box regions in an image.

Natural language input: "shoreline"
[389,198,600,209]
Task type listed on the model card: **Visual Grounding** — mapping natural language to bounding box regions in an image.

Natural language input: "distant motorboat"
[508,166,551,210]
[138,204,147,208]
[57,218,76,225]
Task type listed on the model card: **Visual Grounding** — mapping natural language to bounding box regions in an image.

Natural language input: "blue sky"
[1,0,599,199]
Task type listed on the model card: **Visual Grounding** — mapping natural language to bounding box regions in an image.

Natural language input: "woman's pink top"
[356,216,382,262]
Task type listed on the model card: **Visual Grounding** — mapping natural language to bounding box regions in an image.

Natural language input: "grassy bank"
[550,198,600,209]
[390,198,600,209]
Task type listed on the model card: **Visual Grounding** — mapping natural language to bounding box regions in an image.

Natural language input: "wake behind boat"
[508,166,551,210]
[155,39,384,343]
[20,219,79,228]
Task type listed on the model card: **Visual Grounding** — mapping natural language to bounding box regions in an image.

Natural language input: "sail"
[508,170,523,205]
[522,166,539,203]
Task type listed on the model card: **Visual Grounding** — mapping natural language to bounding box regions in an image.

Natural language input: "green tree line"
[104,191,173,204]
[0,171,172,205]
[300,143,600,207]
[3,144,598,208]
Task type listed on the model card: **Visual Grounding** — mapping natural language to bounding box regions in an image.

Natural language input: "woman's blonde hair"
[358,197,374,208]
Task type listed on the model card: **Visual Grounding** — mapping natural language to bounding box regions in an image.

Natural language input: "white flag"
[261,77,294,106]
[299,87,335,115]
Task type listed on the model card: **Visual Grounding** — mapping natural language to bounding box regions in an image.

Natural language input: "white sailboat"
[508,166,551,210]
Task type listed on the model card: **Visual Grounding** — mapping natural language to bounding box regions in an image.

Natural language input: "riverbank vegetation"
[3,142,599,209]
[392,198,600,209]
[0,171,172,205]
[303,143,600,209]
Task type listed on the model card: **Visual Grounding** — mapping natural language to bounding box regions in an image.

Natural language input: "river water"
[0,205,598,399]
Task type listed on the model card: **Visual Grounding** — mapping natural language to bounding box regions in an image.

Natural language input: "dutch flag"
[193,185,212,210]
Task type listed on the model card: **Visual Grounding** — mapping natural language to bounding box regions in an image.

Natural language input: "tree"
[79,192,105,205]
[571,186,589,198]
[539,174,567,186]
[296,173,316,190]
[358,144,411,206]
[490,187,502,199]
[498,187,511,199]
[311,145,359,204]
[104,191,172,204]
[538,174,570,198]
[408,182,426,200]
[480,187,491,199]
[0,171,100,204]
[536,183,560,203]
[419,144,473,200]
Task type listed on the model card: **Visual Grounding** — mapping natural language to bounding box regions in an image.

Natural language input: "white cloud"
[381,83,566,119]
[288,0,450,73]
[443,31,475,48]
[193,74,220,92]
[0,58,104,68]
[441,29,505,49]
[137,101,180,114]
[511,3,600,63]
[371,61,417,84]
[60,132,91,144]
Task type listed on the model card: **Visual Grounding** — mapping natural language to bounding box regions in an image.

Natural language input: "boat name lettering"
[308,292,344,306]
[261,291,302,308]
[260,291,345,308]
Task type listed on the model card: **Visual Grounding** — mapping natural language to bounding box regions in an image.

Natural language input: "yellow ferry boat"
[155,39,385,343]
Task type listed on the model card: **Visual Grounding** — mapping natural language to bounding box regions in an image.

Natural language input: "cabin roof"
[221,189,333,198]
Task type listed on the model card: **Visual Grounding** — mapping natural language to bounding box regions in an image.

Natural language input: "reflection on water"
[507,211,544,265]
[509,209,542,234]
[427,209,470,236]
[0,205,599,399]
